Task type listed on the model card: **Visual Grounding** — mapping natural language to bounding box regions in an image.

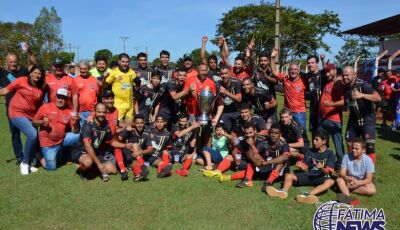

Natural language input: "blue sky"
[1,0,400,62]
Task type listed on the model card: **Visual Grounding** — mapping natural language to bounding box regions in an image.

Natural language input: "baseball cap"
[53,56,65,66]
[56,88,69,97]
[324,63,336,71]
[183,54,192,61]
[102,90,114,98]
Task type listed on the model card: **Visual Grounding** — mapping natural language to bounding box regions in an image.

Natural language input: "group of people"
[1,36,386,205]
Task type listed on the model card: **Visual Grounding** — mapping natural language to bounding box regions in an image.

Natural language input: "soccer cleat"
[261,181,272,193]
[266,186,288,199]
[296,193,319,204]
[336,193,361,206]
[120,171,129,181]
[20,162,29,175]
[203,170,222,178]
[134,165,149,182]
[236,178,254,188]
[219,175,231,183]
[157,164,172,178]
[175,169,188,177]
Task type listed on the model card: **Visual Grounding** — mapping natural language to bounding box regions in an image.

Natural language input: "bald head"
[5,54,18,71]
[197,63,208,80]
[342,66,356,85]
[288,63,300,79]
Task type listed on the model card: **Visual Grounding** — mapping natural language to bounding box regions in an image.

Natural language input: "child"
[267,131,335,204]
[336,138,376,205]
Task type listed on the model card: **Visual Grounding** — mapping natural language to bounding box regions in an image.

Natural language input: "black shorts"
[122,148,134,164]
[345,123,376,141]
[309,110,319,132]
[143,155,160,166]
[294,172,330,186]
[71,149,115,165]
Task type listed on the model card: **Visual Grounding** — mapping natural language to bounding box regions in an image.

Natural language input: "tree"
[334,37,379,67]
[94,49,113,62]
[215,3,340,64]
[176,49,219,68]
[55,51,75,64]
[33,6,63,67]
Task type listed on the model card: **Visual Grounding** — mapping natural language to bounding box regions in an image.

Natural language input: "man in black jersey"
[267,131,335,204]
[218,65,242,131]
[232,103,268,140]
[342,66,381,164]
[71,103,134,182]
[135,70,165,126]
[251,52,277,98]
[241,77,277,129]
[134,52,153,86]
[279,109,310,159]
[1,48,36,165]
[155,50,175,84]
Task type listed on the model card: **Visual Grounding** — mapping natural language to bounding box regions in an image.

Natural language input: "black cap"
[377,68,385,73]
[183,54,192,61]
[53,56,65,66]
[102,90,114,98]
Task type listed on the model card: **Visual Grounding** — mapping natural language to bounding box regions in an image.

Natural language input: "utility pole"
[274,0,281,63]
[120,36,129,53]
[145,46,148,55]
[73,45,80,63]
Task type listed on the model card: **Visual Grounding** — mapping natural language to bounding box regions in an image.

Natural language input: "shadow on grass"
[376,126,400,144]
[389,154,400,161]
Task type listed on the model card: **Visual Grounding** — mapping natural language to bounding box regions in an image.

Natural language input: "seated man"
[267,131,335,204]
[71,103,134,182]
[220,123,290,191]
[336,138,376,205]
[33,88,80,170]
[118,114,153,182]
[232,103,268,141]
[146,115,173,178]
[171,113,199,176]
[279,108,310,160]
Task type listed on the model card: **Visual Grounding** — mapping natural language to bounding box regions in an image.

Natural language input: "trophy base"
[197,114,209,126]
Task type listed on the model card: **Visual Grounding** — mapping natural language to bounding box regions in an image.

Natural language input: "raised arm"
[219,36,230,67]
[245,37,256,72]
[270,48,279,77]
[200,36,208,65]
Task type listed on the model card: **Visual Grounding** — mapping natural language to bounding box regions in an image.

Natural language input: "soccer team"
[1,36,386,205]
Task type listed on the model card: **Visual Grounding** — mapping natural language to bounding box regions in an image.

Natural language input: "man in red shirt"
[182,55,198,79]
[46,56,79,114]
[74,60,99,127]
[33,88,80,171]
[378,70,397,127]
[271,48,307,130]
[318,64,345,169]
[221,37,254,81]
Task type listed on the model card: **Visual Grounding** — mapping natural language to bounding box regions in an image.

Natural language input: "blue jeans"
[292,112,307,130]
[6,107,23,163]
[202,147,224,164]
[317,119,344,168]
[10,117,37,164]
[79,111,91,128]
[41,132,80,170]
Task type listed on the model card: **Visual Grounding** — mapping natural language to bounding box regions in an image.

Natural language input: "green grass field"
[0,96,399,229]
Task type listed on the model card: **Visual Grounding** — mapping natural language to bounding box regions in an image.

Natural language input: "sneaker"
[203,170,222,178]
[236,178,254,188]
[296,193,319,204]
[266,186,288,199]
[20,162,29,175]
[219,175,231,183]
[30,166,39,173]
[120,171,129,181]
[134,165,150,182]
[175,169,188,177]
[157,164,172,178]
[261,181,272,192]
[336,193,361,206]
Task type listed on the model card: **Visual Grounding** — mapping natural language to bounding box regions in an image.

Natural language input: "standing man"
[318,64,345,169]
[218,65,242,132]
[182,55,198,79]
[252,52,277,99]
[342,66,381,164]
[200,36,220,82]
[0,49,36,164]
[241,77,277,129]
[134,52,153,86]
[104,53,137,130]
[271,48,307,130]
[90,55,111,80]
[46,56,79,113]
[155,50,175,84]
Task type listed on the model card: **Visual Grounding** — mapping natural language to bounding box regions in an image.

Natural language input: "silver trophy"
[197,89,214,125]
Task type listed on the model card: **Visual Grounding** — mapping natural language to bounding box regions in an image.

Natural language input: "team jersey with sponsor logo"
[242,86,276,118]
[46,74,78,103]
[149,128,172,157]
[136,84,165,123]
[105,68,137,110]
[171,124,195,155]
[219,78,242,113]
[74,75,99,112]
[76,121,114,156]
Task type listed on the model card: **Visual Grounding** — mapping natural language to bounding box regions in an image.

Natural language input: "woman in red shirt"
[0,65,46,175]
